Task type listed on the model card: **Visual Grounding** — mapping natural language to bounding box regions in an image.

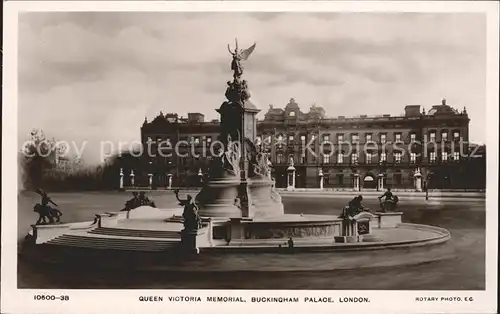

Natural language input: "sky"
[18,12,487,164]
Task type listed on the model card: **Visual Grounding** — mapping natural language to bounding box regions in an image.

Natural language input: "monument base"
[195,178,244,218]
[248,178,284,218]
[375,212,403,228]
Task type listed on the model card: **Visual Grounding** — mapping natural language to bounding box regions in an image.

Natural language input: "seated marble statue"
[378,188,399,212]
[339,195,364,219]
[122,192,156,211]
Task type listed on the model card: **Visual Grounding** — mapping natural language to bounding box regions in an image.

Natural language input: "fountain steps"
[46,234,180,252]
[88,227,181,239]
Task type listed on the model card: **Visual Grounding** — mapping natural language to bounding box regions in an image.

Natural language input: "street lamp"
[425,172,432,201]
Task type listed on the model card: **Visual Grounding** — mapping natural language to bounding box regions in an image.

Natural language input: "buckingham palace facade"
[116,98,485,190]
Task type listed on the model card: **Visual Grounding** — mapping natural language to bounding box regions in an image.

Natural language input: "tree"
[20,129,65,190]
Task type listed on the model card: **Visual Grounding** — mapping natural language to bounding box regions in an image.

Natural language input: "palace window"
[277,153,283,164]
[323,154,330,164]
[410,152,417,163]
[337,134,344,142]
[441,131,448,142]
[366,152,372,164]
[193,137,200,144]
[337,152,344,164]
[351,134,359,144]
[380,152,387,162]
[288,135,294,143]
[277,134,284,148]
[323,134,330,143]
[380,134,387,144]
[429,151,437,163]
[351,153,358,164]
[429,131,436,142]
[300,135,306,145]
[301,151,306,164]
[453,131,460,141]
[289,111,296,117]
[410,133,416,142]
[442,151,448,162]
[365,133,372,142]
[394,152,402,163]
[453,151,460,161]
[395,133,402,142]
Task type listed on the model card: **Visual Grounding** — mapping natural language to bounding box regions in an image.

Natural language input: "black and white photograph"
[2,2,498,314]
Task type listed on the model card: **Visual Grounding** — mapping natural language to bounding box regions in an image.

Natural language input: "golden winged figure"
[228,38,256,78]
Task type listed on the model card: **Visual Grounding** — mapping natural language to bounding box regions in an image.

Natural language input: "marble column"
[130,170,135,187]
[318,169,324,190]
[119,168,124,190]
[148,173,153,189]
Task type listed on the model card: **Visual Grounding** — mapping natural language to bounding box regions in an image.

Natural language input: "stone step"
[88,227,181,239]
[47,235,179,251]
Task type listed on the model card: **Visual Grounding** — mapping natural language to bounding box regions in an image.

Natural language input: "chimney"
[404,105,421,117]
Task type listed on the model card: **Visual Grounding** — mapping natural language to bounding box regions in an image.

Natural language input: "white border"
[2,2,498,314]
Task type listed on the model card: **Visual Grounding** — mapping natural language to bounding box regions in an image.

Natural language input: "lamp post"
[425,172,432,201]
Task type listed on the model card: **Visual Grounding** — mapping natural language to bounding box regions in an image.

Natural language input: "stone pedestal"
[130,170,135,187]
[377,173,385,191]
[119,168,124,190]
[180,229,202,254]
[353,173,360,191]
[319,169,324,190]
[198,168,203,184]
[167,173,173,189]
[414,168,422,192]
[287,160,296,191]
[375,212,403,228]
[196,178,244,218]
[336,212,376,243]
[248,178,284,218]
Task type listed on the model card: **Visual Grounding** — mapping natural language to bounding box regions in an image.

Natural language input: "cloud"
[18,12,487,163]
